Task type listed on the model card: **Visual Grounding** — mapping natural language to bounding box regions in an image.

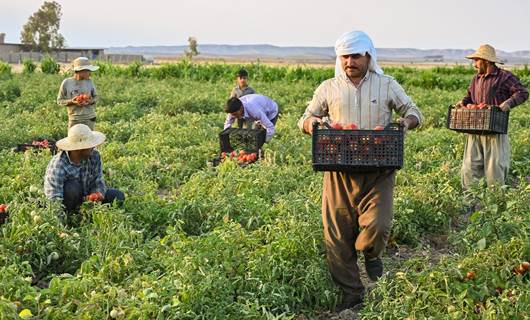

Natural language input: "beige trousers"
[461,134,510,189]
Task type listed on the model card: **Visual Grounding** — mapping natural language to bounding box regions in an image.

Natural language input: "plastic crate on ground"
[219,127,266,153]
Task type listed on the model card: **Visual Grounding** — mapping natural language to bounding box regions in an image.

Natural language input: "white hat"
[73,57,99,72]
[56,124,106,151]
[466,44,503,64]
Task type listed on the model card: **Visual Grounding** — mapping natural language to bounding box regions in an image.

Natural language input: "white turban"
[334,30,383,77]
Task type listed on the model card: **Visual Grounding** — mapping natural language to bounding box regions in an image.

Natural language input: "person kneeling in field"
[57,57,99,130]
[224,94,279,142]
[44,124,125,213]
[299,30,423,312]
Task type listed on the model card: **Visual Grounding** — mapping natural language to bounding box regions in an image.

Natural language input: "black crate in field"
[446,105,508,134]
[312,123,404,172]
[219,128,266,153]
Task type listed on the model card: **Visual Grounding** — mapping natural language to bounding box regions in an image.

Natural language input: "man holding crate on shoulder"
[298,30,423,312]
[455,44,528,189]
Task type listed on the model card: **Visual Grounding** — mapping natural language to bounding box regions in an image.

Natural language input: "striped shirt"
[462,67,528,108]
[298,72,423,130]
[44,150,106,200]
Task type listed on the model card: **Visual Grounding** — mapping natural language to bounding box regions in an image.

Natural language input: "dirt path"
[296,235,456,320]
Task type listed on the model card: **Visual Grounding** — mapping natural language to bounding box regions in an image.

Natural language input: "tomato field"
[0,61,529,319]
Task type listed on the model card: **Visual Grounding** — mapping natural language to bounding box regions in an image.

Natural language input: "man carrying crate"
[298,30,423,312]
[455,44,528,190]
[224,94,279,142]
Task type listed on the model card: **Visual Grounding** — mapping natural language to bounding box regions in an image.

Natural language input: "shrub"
[40,55,61,74]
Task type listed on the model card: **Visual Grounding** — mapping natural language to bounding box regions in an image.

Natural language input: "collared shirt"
[229,85,256,98]
[57,77,98,121]
[298,72,423,130]
[224,94,279,140]
[44,150,106,200]
[462,67,528,108]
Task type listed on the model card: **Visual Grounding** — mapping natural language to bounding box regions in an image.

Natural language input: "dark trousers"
[322,170,395,298]
[63,179,125,212]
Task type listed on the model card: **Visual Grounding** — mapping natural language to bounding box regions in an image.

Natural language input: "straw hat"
[56,124,106,151]
[466,44,503,64]
[73,57,99,72]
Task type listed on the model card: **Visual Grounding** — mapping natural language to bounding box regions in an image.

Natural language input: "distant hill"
[105,44,530,64]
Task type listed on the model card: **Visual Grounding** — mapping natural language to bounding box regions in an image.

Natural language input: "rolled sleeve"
[389,80,424,126]
[298,82,329,132]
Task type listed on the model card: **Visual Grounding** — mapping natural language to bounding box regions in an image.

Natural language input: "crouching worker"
[44,124,125,212]
[224,94,279,142]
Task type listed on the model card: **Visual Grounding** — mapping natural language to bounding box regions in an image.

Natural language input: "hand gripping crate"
[312,122,404,173]
[219,127,266,153]
[446,105,508,134]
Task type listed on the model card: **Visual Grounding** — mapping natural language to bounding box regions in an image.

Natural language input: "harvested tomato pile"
[220,150,259,165]
[457,102,490,110]
[329,122,386,131]
[31,139,50,148]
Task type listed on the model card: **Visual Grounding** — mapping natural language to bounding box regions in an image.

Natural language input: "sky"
[1,0,529,51]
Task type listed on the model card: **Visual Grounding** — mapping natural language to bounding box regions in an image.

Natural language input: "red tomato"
[0,204,7,213]
[88,192,104,202]
[331,123,343,130]
[344,123,358,130]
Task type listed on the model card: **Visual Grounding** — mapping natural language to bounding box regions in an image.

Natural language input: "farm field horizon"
[0,61,529,319]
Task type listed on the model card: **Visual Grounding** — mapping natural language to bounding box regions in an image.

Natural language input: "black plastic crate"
[312,123,404,173]
[446,105,508,134]
[219,128,266,153]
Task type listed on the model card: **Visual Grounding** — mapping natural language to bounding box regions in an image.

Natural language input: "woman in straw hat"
[455,44,528,195]
[57,57,100,130]
[44,124,125,213]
